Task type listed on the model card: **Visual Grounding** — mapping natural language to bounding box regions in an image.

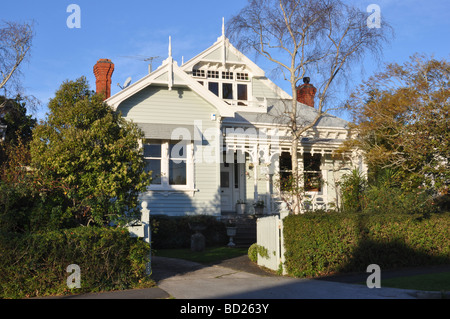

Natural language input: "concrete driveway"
[150,256,420,299]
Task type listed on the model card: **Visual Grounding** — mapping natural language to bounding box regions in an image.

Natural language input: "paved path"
[53,256,449,299]
[150,256,421,299]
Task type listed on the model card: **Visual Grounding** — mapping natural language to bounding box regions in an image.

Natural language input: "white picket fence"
[256,203,289,274]
[126,201,151,274]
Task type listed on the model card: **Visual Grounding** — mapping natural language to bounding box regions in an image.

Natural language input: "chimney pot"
[93,59,115,100]
[296,77,316,108]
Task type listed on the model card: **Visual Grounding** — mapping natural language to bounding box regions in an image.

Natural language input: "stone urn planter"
[226,226,237,247]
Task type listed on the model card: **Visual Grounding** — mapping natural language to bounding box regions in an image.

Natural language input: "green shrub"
[339,168,367,213]
[283,211,450,278]
[248,243,258,262]
[0,227,152,298]
[363,185,433,215]
[248,243,269,263]
[151,215,227,249]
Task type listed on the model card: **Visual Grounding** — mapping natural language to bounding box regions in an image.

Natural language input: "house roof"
[105,55,235,118]
[223,99,349,129]
[107,33,348,131]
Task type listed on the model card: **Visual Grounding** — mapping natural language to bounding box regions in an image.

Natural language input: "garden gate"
[256,203,289,274]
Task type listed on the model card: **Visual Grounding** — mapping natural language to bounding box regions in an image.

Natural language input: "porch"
[220,125,366,216]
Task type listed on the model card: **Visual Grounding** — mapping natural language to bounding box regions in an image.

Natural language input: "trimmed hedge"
[0,227,151,298]
[283,212,450,278]
[151,215,228,249]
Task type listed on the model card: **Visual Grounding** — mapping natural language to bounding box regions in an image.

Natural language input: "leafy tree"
[345,54,449,194]
[30,77,151,227]
[0,96,36,166]
[0,96,36,143]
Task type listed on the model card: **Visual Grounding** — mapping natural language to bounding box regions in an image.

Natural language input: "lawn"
[381,272,450,292]
[154,246,248,264]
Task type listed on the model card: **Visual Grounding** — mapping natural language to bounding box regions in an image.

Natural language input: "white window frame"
[193,67,253,105]
[144,140,195,194]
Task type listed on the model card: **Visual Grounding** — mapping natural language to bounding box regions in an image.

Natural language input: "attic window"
[208,82,219,96]
[207,70,219,79]
[222,71,234,80]
[222,83,233,99]
[192,69,205,78]
[236,73,249,81]
[237,84,248,101]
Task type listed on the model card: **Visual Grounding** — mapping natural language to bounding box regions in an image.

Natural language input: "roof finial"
[168,36,172,58]
[222,17,225,38]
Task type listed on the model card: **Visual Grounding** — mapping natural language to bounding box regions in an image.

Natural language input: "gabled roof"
[180,35,292,100]
[106,56,235,118]
[181,35,266,77]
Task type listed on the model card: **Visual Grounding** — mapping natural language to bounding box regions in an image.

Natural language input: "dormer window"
[236,73,249,81]
[222,71,234,80]
[222,83,233,99]
[237,84,248,101]
[192,69,205,78]
[208,82,219,96]
[207,70,219,79]
[192,66,251,106]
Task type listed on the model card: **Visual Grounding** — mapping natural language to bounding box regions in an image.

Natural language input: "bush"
[339,168,367,213]
[0,180,78,233]
[248,243,269,263]
[339,168,436,216]
[363,185,433,215]
[151,215,227,249]
[248,243,258,263]
[0,227,152,298]
[283,211,450,278]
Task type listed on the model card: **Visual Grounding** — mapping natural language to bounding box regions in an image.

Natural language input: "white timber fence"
[256,202,290,274]
[126,201,151,275]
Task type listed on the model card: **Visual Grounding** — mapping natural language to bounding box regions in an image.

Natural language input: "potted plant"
[236,199,246,215]
[253,200,265,215]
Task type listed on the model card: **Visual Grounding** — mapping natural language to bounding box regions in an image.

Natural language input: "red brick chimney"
[296,77,317,108]
[93,59,114,100]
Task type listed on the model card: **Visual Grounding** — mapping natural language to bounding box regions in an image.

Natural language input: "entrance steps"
[221,215,257,248]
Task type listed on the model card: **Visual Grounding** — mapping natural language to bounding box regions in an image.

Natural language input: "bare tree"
[0,21,34,108]
[228,0,392,214]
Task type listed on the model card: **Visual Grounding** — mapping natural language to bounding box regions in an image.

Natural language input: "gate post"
[279,202,289,275]
[141,201,152,275]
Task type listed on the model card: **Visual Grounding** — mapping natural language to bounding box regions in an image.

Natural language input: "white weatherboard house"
[95,26,365,219]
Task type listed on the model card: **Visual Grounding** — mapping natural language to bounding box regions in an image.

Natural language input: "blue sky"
[2,0,449,121]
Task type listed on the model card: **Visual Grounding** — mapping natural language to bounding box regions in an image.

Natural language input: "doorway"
[220,155,245,213]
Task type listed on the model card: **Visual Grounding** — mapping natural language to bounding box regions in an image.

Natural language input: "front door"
[220,157,244,213]
[220,161,233,212]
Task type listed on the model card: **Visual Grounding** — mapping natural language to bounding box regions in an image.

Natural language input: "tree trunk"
[290,82,301,215]
[291,137,301,215]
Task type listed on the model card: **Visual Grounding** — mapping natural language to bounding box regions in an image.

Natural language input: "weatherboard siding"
[117,85,217,127]
[252,78,281,99]
[118,85,221,216]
